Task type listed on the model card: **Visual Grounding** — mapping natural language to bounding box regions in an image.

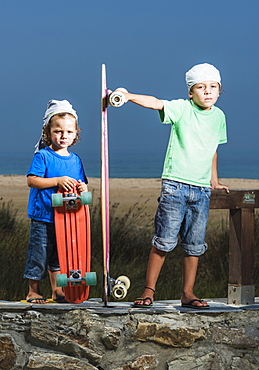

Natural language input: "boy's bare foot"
[27,280,50,303]
[26,294,50,304]
[181,293,209,308]
[133,286,155,307]
[51,295,67,303]
[52,288,67,303]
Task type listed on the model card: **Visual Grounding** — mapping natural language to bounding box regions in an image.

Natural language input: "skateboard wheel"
[52,193,63,207]
[80,191,92,205]
[56,273,68,287]
[112,284,127,300]
[84,272,97,286]
[116,275,130,290]
[109,88,128,107]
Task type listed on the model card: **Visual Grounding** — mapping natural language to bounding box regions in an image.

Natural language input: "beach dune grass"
[0,198,258,302]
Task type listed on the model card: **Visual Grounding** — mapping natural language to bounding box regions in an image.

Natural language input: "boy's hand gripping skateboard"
[52,185,97,304]
[101,63,130,306]
[109,87,128,107]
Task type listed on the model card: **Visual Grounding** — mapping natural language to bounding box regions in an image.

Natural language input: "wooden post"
[210,189,258,305]
[228,208,255,304]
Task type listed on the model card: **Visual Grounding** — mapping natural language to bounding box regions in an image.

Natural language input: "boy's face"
[49,115,77,152]
[189,81,220,110]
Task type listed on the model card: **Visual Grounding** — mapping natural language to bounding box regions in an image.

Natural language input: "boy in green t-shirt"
[113,63,229,309]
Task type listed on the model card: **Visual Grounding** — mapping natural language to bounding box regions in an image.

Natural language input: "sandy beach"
[0,175,258,220]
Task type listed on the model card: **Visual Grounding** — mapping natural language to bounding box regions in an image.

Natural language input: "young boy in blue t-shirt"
[113,63,229,309]
[24,99,88,304]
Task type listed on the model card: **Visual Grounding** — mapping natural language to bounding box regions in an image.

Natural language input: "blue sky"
[1,1,259,176]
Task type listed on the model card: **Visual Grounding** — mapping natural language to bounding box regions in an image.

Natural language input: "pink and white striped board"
[101,64,130,306]
[101,64,110,306]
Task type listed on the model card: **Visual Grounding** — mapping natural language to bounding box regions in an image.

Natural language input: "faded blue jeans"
[152,180,211,256]
[23,220,60,280]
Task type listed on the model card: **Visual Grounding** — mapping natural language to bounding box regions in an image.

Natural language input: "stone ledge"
[0,299,259,369]
[1,297,258,313]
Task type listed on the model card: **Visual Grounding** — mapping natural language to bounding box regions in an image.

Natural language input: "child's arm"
[210,152,229,193]
[113,90,164,110]
[27,175,77,192]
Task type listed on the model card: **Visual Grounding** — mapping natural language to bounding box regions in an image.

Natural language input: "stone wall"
[0,300,259,369]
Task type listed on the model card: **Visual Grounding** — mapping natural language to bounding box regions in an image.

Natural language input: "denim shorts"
[23,220,60,280]
[152,180,211,256]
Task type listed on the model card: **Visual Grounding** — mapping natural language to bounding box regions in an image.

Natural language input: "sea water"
[0,148,258,179]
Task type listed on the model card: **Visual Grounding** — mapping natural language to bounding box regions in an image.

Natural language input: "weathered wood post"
[210,189,258,305]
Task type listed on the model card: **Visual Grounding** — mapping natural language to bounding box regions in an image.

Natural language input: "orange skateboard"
[52,185,97,303]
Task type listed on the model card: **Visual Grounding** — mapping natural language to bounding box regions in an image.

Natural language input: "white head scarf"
[43,99,78,126]
[35,99,78,152]
[185,63,221,91]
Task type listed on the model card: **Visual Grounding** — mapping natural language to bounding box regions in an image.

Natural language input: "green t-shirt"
[159,99,227,187]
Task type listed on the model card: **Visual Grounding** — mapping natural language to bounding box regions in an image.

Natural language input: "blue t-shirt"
[27,147,87,223]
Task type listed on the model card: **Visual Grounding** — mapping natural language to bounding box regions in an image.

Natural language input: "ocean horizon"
[0,148,258,180]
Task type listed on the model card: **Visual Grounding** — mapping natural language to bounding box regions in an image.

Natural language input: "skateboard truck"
[69,269,83,286]
[67,269,96,287]
[52,191,92,208]
[56,271,97,288]
[65,193,78,210]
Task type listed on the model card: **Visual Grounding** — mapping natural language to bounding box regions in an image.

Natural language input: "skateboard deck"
[52,186,96,304]
[101,64,130,306]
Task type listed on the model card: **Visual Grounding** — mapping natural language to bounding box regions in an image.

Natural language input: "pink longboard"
[101,64,130,306]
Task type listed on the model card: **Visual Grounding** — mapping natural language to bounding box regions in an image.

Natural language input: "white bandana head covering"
[43,99,78,126]
[35,99,78,152]
[185,63,221,91]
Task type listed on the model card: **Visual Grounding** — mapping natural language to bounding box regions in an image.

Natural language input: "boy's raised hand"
[109,88,129,106]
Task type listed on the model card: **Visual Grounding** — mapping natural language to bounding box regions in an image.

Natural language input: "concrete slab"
[0,298,259,314]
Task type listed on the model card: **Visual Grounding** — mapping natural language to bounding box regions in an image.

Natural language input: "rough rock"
[0,302,258,369]
[136,322,205,347]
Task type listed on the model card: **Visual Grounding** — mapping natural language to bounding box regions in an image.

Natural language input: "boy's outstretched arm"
[113,90,164,110]
[210,152,229,193]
